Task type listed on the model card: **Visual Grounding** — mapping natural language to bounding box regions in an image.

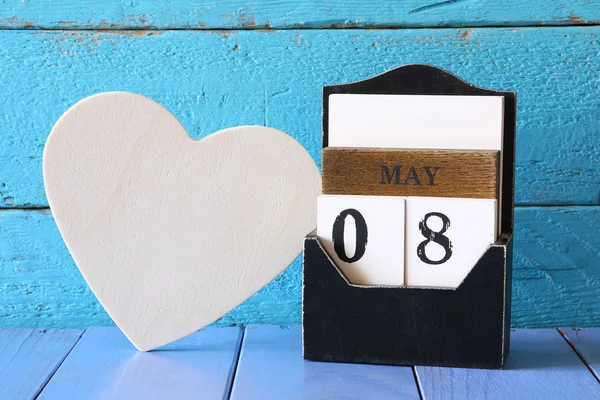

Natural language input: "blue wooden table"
[1,326,598,399]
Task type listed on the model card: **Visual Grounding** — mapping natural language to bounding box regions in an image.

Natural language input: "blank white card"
[328,94,504,150]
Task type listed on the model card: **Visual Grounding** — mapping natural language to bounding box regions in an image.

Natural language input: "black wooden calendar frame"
[302,64,516,369]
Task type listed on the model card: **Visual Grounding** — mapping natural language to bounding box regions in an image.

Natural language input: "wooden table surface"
[1,325,598,399]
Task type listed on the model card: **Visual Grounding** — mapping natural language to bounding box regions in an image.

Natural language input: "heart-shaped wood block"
[44,92,321,351]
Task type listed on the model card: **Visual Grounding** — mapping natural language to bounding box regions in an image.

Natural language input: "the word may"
[380,165,440,186]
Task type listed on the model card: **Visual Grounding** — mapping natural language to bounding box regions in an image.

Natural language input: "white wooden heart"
[43,92,321,351]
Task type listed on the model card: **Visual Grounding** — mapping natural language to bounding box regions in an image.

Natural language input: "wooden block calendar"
[303,64,516,369]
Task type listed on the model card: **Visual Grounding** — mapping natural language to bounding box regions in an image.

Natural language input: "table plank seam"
[558,328,600,384]
[411,366,424,400]
[33,329,84,400]
[6,329,35,363]
[225,328,246,400]
[17,330,49,398]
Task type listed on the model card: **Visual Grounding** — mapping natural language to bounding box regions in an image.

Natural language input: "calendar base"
[302,233,513,369]
[304,64,516,370]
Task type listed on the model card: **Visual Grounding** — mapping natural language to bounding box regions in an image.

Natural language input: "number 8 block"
[405,197,497,288]
[317,195,406,286]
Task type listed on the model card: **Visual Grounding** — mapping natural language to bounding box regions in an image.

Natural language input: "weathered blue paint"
[38,326,242,399]
[416,329,600,399]
[0,329,82,400]
[230,325,421,399]
[0,28,599,208]
[0,206,598,329]
[0,0,599,29]
[0,15,599,331]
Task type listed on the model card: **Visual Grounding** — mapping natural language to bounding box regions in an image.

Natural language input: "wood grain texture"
[1,206,599,329]
[560,328,600,382]
[230,325,421,399]
[0,0,599,29]
[0,329,82,400]
[323,148,499,198]
[0,28,599,207]
[38,326,242,399]
[416,329,600,399]
[511,207,600,328]
[44,93,321,350]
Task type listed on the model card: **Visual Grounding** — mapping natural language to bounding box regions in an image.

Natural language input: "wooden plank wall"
[0,1,599,329]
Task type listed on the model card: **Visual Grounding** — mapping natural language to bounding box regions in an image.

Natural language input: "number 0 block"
[317,195,406,286]
[405,197,497,288]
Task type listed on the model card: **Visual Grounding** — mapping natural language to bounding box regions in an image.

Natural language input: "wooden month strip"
[322,148,499,199]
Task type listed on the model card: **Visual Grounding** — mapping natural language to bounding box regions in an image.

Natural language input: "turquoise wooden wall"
[0,1,599,329]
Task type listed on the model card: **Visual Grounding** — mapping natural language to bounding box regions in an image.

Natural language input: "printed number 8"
[417,212,453,265]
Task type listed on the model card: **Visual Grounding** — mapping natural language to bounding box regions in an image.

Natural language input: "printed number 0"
[417,212,453,265]
[332,209,368,263]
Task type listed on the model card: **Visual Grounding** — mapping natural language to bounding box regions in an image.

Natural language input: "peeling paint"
[461,28,475,41]
[203,30,238,39]
[409,0,471,15]
[1,3,600,29]
[324,21,361,29]
[0,16,41,29]
[103,30,163,37]
[294,33,307,46]
[568,14,585,24]
[34,30,163,57]
[138,14,149,25]
[222,8,256,29]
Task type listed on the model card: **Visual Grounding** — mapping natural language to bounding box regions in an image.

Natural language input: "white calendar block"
[405,197,497,289]
[328,93,505,236]
[328,94,504,150]
[317,195,405,286]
